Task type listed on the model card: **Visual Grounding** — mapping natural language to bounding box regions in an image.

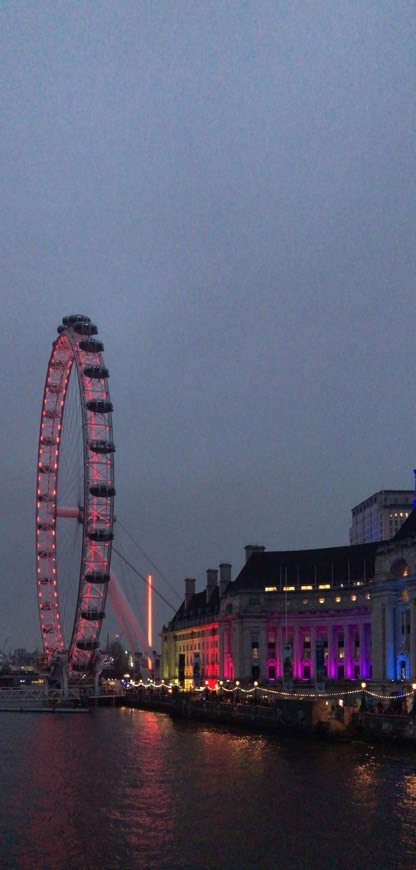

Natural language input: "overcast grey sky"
[1,1,415,652]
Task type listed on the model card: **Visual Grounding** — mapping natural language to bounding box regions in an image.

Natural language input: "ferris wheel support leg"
[91,652,107,699]
[62,665,69,699]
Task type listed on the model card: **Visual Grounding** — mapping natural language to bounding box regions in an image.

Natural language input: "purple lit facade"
[162,512,416,689]
[220,591,373,684]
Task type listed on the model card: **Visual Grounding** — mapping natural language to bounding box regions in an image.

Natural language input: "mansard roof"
[165,511,416,631]
[232,542,379,592]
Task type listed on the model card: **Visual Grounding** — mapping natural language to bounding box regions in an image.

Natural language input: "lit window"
[319,597,325,604]
[301,585,313,590]
[335,596,341,603]
[350,594,357,601]
[283,586,295,591]
[265,586,277,592]
[318,584,330,589]
[365,593,371,600]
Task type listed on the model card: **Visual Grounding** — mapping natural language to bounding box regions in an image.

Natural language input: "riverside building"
[349,489,413,544]
[161,511,416,689]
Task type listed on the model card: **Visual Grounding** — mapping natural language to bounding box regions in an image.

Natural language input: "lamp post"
[254,680,258,704]
[235,680,240,704]
[219,679,223,700]
[411,683,416,719]
[360,681,367,712]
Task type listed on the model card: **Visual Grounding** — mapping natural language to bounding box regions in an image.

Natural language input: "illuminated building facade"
[161,569,228,688]
[161,512,416,688]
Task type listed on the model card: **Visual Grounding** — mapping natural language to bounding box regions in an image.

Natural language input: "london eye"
[36,314,115,675]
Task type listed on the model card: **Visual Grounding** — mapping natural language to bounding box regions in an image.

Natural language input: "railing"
[353,711,415,739]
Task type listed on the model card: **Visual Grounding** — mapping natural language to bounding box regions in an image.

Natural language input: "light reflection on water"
[1,709,416,868]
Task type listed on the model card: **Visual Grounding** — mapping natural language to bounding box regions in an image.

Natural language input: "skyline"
[1,2,415,650]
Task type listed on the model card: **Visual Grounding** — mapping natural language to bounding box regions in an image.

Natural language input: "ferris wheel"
[36,314,115,674]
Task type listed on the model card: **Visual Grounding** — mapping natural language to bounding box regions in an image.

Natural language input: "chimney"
[219,562,232,597]
[206,568,218,603]
[244,544,265,563]
[184,577,196,610]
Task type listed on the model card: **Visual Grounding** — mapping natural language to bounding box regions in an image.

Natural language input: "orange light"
[147,574,152,670]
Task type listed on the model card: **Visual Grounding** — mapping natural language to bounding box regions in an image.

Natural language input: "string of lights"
[126,679,415,701]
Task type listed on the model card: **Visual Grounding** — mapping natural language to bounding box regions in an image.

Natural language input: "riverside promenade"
[122,683,416,742]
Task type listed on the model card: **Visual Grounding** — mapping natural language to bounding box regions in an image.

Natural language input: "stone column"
[232,621,243,681]
[218,623,225,681]
[370,596,384,681]
[327,623,335,679]
[385,603,395,680]
[293,624,300,678]
[359,621,366,680]
[344,623,351,679]
[258,625,266,682]
[276,624,283,679]
[410,598,416,681]
[310,625,316,679]
[242,625,251,682]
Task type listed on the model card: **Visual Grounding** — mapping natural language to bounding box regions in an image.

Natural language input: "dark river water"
[1,707,416,869]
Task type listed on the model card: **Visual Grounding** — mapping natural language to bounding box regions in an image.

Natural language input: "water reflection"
[1,712,416,868]
[107,710,175,862]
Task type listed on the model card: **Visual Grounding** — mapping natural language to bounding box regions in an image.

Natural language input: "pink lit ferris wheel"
[36,315,115,674]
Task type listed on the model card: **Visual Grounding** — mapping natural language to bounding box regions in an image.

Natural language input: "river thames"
[1,707,416,869]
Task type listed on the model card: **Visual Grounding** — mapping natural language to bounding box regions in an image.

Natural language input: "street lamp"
[235,680,240,703]
[254,680,258,703]
[411,683,416,719]
[360,681,367,711]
